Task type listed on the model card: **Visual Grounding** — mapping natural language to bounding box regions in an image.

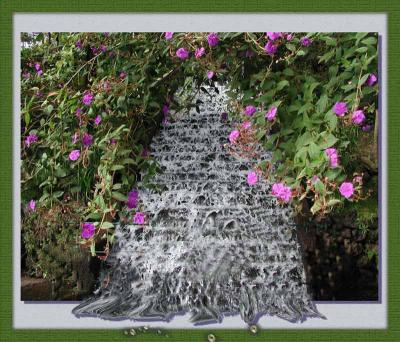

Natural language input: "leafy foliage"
[21,32,378,281]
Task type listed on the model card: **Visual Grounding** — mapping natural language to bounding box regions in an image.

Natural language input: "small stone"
[208,333,216,342]
[249,325,258,334]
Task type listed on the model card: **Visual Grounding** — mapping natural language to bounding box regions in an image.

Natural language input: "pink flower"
[82,92,94,106]
[25,133,38,147]
[119,71,126,79]
[34,63,41,71]
[94,115,102,125]
[176,48,189,59]
[127,190,139,209]
[133,212,146,225]
[247,171,258,186]
[207,33,219,47]
[325,148,339,168]
[271,182,292,203]
[266,106,277,121]
[100,45,107,53]
[28,199,36,211]
[332,102,348,117]
[339,182,354,199]
[266,32,282,41]
[165,32,173,40]
[300,37,312,46]
[286,33,293,41]
[72,132,79,144]
[81,222,95,239]
[244,105,256,116]
[241,121,251,129]
[362,124,373,132]
[352,110,366,125]
[162,104,169,115]
[207,71,215,79]
[264,41,277,55]
[366,73,377,86]
[69,149,80,161]
[229,130,240,144]
[195,47,205,58]
[82,133,93,147]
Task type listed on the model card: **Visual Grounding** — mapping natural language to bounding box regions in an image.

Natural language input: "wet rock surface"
[73,86,323,324]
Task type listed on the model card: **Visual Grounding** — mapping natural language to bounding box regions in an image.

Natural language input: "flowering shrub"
[21,32,378,281]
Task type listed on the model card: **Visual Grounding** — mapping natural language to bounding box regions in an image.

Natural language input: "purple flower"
[266,32,282,41]
[325,148,339,168]
[244,105,257,116]
[69,149,80,161]
[34,63,41,71]
[22,71,31,79]
[332,102,348,117]
[229,130,240,144]
[339,182,354,199]
[271,183,292,203]
[119,71,126,79]
[207,71,215,79]
[245,49,254,58]
[110,138,117,145]
[286,33,293,41]
[141,148,150,157]
[352,110,366,125]
[162,104,169,115]
[195,47,205,58]
[366,73,377,86]
[81,133,93,147]
[81,222,95,239]
[126,190,139,209]
[27,199,36,212]
[165,32,173,40]
[207,33,219,47]
[82,92,94,106]
[133,212,146,225]
[362,124,373,132]
[264,41,277,55]
[266,106,277,121]
[247,171,258,186]
[25,133,38,147]
[100,45,107,53]
[103,32,110,37]
[221,112,228,121]
[241,121,251,129]
[176,48,189,60]
[37,69,43,76]
[94,115,102,125]
[91,46,99,55]
[76,40,82,49]
[300,36,312,46]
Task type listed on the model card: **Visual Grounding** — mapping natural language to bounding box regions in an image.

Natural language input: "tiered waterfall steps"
[73,86,324,324]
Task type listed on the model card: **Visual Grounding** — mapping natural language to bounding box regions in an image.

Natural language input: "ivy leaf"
[111,191,128,202]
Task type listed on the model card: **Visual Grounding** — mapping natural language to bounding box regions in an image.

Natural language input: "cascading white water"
[73,85,324,324]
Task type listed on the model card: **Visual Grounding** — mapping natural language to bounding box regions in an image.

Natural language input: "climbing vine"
[21,32,378,283]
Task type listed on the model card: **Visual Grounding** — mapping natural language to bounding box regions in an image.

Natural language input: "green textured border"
[1,1,399,341]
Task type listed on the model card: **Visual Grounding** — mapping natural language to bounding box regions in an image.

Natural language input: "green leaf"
[24,112,30,126]
[358,74,370,88]
[319,133,338,149]
[111,191,128,202]
[310,200,322,215]
[308,142,321,160]
[327,199,341,206]
[111,164,125,171]
[361,36,377,46]
[276,80,289,91]
[100,222,114,229]
[355,47,368,53]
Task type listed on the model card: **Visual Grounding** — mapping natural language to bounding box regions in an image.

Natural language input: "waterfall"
[73,85,324,324]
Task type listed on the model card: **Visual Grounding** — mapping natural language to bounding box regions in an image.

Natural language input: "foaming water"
[73,86,324,324]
